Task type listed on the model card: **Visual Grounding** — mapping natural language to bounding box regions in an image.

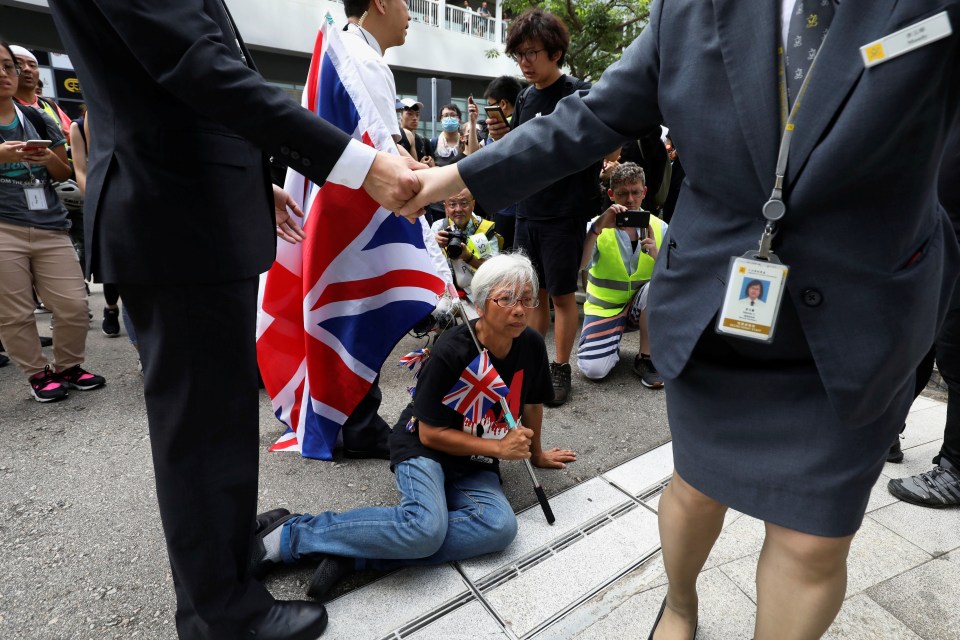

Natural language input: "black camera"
[410,296,456,336]
[445,226,469,259]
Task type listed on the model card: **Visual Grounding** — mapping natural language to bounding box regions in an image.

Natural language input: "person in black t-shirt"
[487,9,605,407]
[251,254,576,600]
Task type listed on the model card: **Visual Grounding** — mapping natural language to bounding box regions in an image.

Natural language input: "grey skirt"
[666,300,912,537]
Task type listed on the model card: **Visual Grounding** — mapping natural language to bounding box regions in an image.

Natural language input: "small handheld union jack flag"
[442,350,510,423]
[399,348,430,378]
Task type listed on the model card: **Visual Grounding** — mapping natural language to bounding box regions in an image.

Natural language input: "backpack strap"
[19,104,48,137]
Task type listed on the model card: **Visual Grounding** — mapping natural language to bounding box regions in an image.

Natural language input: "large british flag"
[442,350,510,424]
[256,18,450,460]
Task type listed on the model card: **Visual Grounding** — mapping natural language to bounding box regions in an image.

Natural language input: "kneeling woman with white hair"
[250,253,577,599]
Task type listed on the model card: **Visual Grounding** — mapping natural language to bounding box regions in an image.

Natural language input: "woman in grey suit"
[404,1,960,638]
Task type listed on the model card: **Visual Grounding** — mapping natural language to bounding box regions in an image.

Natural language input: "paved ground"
[0,286,955,639]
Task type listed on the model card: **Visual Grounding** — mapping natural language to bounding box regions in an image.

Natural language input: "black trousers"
[935,287,960,468]
[119,278,273,639]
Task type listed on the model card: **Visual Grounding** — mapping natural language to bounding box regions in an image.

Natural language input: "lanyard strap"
[757,40,828,259]
[0,104,43,185]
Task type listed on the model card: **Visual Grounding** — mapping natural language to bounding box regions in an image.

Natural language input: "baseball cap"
[396,98,423,111]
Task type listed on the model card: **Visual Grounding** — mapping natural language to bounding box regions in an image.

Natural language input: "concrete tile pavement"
[314,396,958,639]
[2,285,957,639]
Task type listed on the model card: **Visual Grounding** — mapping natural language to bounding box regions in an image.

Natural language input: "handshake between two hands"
[362,152,465,223]
[272,152,465,244]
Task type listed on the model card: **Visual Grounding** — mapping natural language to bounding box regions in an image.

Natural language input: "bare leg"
[654,471,727,639]
[530,289,550,336]
[754,523,853,640]
[552,291,579,364]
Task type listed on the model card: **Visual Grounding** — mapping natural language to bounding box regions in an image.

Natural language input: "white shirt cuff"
[327,139,377,189]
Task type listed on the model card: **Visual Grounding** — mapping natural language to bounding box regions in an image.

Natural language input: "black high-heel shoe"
[648,598,667,640]
[648,598,698,640]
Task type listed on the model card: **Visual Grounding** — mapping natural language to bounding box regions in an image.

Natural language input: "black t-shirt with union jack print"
[389,321,553,476]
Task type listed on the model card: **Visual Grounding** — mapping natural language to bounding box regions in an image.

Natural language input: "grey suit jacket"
[459,0,960,427]
[48,0,354,284]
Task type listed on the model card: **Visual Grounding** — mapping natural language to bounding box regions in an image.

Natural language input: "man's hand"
[467,96,479,126]
[595,204,626,231]
[485,118,509,141]
[398,164,466,217]
[640,227,659,259]
[434,229,451,249]
[531,447,578,469]
[497,426,534,460]
[272,184,307,244]
[363,152,428,221]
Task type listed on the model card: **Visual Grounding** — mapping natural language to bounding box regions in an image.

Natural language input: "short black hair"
[505,9,570,67]
[745,279,765,295]
[440,103,462,119]
[344,0,371,18]
[484,76,525,107]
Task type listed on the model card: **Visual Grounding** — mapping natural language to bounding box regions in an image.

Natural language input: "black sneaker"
[0,353,10,368]
[39,336,53,348]
[56,365,106,391]
[888,458,960,508]
[546,362,572,406]
[102,307,121,337]
[887,437,904,463]
[29,365,68,402]
[633,354,664,389]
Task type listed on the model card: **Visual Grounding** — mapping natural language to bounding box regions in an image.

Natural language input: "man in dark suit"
[405,1,960,636]
[47,1,423,638]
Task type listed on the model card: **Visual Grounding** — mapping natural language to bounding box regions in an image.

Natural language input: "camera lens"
[446,227,464,259]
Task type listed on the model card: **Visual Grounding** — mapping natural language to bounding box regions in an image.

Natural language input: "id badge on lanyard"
[716,39,824,344]
[24,182,48,211]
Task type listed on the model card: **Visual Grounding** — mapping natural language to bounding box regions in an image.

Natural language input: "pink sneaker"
[29,366,68,402]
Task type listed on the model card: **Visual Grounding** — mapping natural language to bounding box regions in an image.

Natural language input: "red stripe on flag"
[257,263,306,397]
[305,334,371,416]
[311,270,445,311]
[305,29,324,115]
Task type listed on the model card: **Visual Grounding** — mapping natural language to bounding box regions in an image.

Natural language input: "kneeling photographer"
[430,188,502,299]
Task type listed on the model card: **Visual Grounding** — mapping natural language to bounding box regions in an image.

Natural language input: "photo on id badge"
[717,258,787,342]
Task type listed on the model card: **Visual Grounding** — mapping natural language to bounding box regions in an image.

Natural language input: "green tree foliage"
[500,0,651,82]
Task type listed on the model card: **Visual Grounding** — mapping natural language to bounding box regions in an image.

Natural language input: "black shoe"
[546,362,572,407]
[0,353,9,368]
[29,365,69,403]
[648,597,667,640]
[102,307,121,337]
[887,437,904,463]
[648,597,698,640]
[634,354,664,389]
[256,508,291,535]
[249,513,296,579]
[888,458,960,508]
[306,555,354,601]
[38,336,53,348]
[56,364,106,391]
[245,600,328,640]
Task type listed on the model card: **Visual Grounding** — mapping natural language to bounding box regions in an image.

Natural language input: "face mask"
[441,117,460,132]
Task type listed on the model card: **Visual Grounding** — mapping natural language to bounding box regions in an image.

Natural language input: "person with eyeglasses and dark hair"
[249,253,575,601]
[486,8,605,406]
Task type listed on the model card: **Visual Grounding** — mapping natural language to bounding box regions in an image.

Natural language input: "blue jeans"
[280,456,517,571]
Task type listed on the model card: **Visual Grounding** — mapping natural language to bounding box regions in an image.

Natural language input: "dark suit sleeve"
[73,0,353,185]
[458,0,665,213]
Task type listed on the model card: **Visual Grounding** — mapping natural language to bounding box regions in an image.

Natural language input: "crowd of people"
[3,0,960,639]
